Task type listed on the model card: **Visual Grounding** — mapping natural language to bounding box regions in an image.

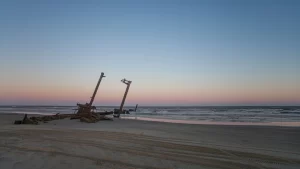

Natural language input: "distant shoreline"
[1,105,300,108]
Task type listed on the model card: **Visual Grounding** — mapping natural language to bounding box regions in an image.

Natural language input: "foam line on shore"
[122,117,300,127]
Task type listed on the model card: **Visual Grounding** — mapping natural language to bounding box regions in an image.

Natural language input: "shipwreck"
[14,72,134,124]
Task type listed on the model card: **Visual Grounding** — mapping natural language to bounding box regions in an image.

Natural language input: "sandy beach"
[0,114,300,169]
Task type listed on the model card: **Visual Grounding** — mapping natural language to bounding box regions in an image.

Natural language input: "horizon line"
[0,105,300,107]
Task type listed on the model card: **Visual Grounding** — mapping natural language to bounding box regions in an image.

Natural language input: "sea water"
[1,106,299,126]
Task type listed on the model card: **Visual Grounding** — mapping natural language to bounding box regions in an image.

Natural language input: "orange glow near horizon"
[1,1,300,106]
[1,80,300,105]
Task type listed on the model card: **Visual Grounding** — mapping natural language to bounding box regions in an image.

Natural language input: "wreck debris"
[114,78,132,118]
[113,109,130,114]
[14,114,38,125]
[79,113,112,123]
[14,113,72,125]
[30,114,72,122]
[71,72,113,122]
[18,114,38,125]
[71,112,113,122]
[76,72,106,116]
[70,72,108,122]
[14,72,134,124]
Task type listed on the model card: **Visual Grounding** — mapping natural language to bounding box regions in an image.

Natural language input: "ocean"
[1,106,300,126]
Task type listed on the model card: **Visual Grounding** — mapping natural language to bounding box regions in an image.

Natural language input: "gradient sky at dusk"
[0,0,300,106]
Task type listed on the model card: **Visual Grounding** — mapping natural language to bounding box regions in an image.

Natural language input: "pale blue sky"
[0,0,299,105]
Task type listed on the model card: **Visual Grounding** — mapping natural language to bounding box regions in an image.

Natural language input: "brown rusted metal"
[115,78,132,118]
[13,72,114,124]
[89,72,105,106]
[76,73,105,116]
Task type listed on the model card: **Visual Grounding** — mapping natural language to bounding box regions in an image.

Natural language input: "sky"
[0,0,299,106]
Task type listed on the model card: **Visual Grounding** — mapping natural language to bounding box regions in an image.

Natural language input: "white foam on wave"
[121,117,300,127]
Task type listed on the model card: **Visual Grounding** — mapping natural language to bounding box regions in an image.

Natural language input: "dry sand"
[0,114,300,169]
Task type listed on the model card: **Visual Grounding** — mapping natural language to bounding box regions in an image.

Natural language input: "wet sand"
[0,113,300,169]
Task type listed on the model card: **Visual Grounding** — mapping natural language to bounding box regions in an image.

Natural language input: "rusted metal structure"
[13,72,137,124]
[114,78,132,118]
[76,72,106,116]
[14,72,116,124]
